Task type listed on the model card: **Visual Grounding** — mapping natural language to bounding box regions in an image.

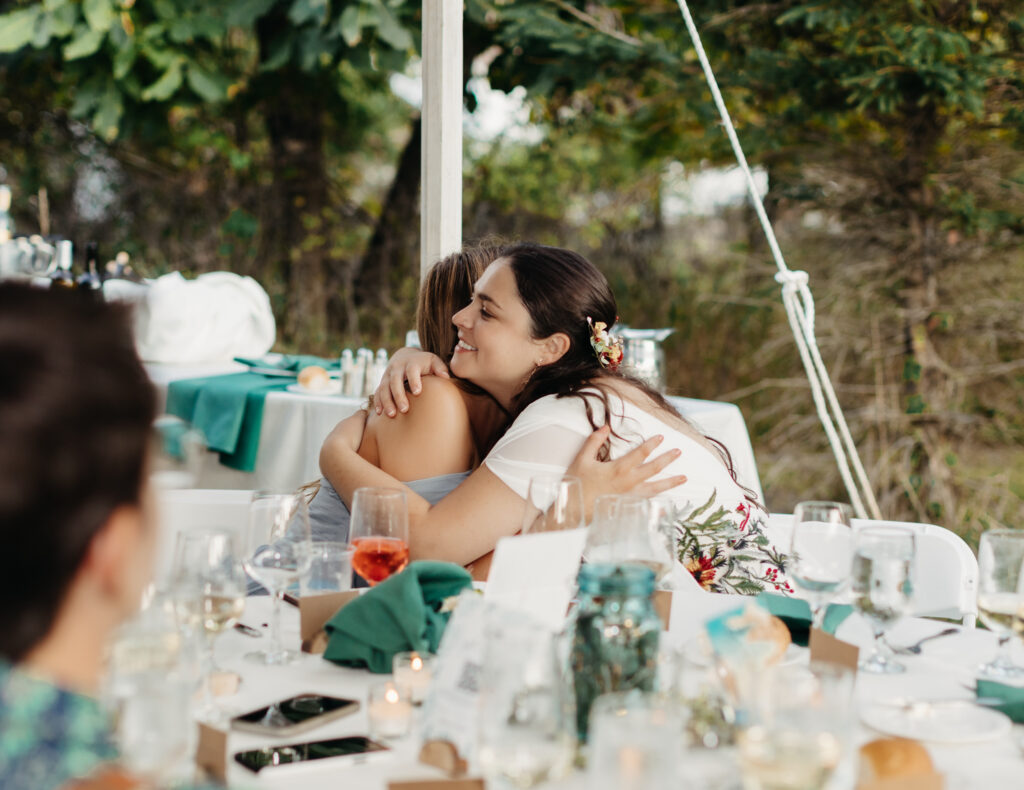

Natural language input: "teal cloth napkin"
[166,373,290,472]
[323,561,473,674]
[976,679,1024,723]
[235,354,340,371]
[756,593,853,647]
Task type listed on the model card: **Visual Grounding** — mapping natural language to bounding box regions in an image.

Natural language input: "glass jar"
[570,563,661,741]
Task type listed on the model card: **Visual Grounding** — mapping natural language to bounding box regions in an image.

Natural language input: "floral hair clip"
[587,316,624,371]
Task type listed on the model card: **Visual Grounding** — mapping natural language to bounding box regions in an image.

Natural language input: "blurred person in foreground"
[0,284,209,790]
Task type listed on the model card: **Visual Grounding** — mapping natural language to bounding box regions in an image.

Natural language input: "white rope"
[675,0,882,519]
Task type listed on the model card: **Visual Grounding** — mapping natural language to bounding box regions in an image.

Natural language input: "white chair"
[155,488,253,585]
[767,514,978,628]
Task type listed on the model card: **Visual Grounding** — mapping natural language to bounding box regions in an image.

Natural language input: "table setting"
[104,489,1024,790]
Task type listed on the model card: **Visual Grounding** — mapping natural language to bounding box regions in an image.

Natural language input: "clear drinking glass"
[243,492,312,665]
[587,691,682,790]
[170,528,246,722]
[150,416,205,490]
[477,617,575,789]
[977,529,1024,680]
[301,541,354,595]
[850,526,915,674]
[739,664,853,790]
[520,474,585,534]
[586,495,674,584]
[350,487,410,586]
[788,501,854,629]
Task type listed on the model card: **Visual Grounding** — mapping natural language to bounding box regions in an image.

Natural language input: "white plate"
[286,381,342,396]
[684,639,808,668]
[861,700,1011,744]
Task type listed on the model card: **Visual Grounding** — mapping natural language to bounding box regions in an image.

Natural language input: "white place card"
[484,528,588,632]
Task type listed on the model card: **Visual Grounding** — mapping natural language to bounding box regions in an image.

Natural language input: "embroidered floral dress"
[483,389,791,594]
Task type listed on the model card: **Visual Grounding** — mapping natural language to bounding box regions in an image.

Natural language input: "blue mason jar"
[570,563,661,741]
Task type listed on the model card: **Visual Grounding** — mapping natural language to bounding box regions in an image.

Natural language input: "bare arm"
[320,414,687,566]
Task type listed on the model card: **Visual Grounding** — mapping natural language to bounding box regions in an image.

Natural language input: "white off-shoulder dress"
[483,390,791,596]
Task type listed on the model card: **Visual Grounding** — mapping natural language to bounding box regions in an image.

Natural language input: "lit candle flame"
[385,688,399,704]
[411,655,423,671]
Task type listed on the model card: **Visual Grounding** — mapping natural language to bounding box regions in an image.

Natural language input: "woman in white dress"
[322,243,790,593]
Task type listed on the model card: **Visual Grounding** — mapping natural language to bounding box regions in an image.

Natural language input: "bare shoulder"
[371,376,474,479]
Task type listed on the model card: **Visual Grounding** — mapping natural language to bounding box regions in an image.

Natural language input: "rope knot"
[774,270,809,292]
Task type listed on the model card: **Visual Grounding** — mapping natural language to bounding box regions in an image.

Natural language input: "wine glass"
[850,526,915,674]
[150,416,205,490]
[977,529,1024,680]
[586,495,674,584]
[788,501,854,629]
[170,529,246,722]
[477,616,575,788]
[350,487,410,586]
[243,492,313,665]
[520,474,585,534]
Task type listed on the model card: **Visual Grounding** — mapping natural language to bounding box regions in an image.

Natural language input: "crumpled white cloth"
[108,271,276,364]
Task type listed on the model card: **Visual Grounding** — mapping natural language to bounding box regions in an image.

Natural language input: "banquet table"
[206,593,1024,790]
[147,362,765,504]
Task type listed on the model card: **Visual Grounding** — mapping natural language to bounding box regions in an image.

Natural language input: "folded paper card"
[323,562,472,673]
[756,592,853,647]
[484,528,587,632]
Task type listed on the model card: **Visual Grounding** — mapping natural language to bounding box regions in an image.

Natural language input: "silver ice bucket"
[618,327,675,391]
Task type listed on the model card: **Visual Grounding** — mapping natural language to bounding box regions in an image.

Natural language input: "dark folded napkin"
[976,679,1024,723]
[756,592,853,647]
[323,561,472,673]
[235,354,340,372]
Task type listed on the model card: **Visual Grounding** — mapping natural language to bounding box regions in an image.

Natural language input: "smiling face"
[450,258,561,409]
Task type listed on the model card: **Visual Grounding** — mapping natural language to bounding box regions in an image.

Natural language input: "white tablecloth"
[148,364,765,504]
[210,594,1023,790]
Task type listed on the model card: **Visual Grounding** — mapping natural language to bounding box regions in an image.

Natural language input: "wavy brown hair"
[503,242,759,507]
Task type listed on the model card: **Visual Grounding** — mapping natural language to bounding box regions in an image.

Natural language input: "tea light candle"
[392,651,435,705]
[367,681,412,740]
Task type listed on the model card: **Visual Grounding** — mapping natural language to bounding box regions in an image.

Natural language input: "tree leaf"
[186,63,229,102]
[338,5,361,45]
[0,7,41,53]
[63,27,105,60]
[289,0,329,27]
[141,59,183,101]
[83,0,117,32]
[112,40,136,78]
[226,0,277,28]
[92,82,124,141]
[70,75,106,117]
[260,36,292,71]
[371,0,412,51]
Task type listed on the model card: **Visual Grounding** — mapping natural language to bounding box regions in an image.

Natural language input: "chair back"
[766,514,978,627]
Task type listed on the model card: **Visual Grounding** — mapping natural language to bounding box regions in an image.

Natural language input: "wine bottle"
[76,242,102,290]
[50,240,75,288]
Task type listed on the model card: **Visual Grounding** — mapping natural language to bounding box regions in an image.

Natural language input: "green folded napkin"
[166,373,290,471]
[976,679,1024,723]
[235,354,340,371]
[756,593,853,647]
[323,561,472,673]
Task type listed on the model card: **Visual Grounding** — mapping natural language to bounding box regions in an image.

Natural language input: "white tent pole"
[420,0,463,280]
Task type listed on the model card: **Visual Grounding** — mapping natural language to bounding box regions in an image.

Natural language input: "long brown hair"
[503,243,760,507]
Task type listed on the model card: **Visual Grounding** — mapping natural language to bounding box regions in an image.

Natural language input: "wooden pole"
[420,0,463,280]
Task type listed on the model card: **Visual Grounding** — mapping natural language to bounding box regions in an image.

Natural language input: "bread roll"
[298,365,330,392]
[858,737,935,783]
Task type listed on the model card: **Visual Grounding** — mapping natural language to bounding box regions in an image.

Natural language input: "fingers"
[576,424,612,461]
[430,357,451,379]
[383,370,408,416]
[635,475,688,498]
[406,366,423,399]
[614,433,664,466]
[630,447,682,483]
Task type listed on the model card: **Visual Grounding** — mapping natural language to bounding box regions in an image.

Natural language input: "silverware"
[894,627,960,655]
[234,622,263,638]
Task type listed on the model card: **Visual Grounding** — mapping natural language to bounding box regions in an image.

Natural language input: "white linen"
[130,271,275,364]
[485,390,754,511]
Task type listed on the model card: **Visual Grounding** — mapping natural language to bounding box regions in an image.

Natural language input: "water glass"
[477,617,574,789]
[977,529,1024,679]
[851,526,915,674]
[350,487,410,585]
[150,416,205,490]
[739,664,853,790]
[520,474,585,534]
[301,541,354,595]
[587,495,674,583]
[243,492,313,665]
[587,692,682,790]
[788,501,854,629]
